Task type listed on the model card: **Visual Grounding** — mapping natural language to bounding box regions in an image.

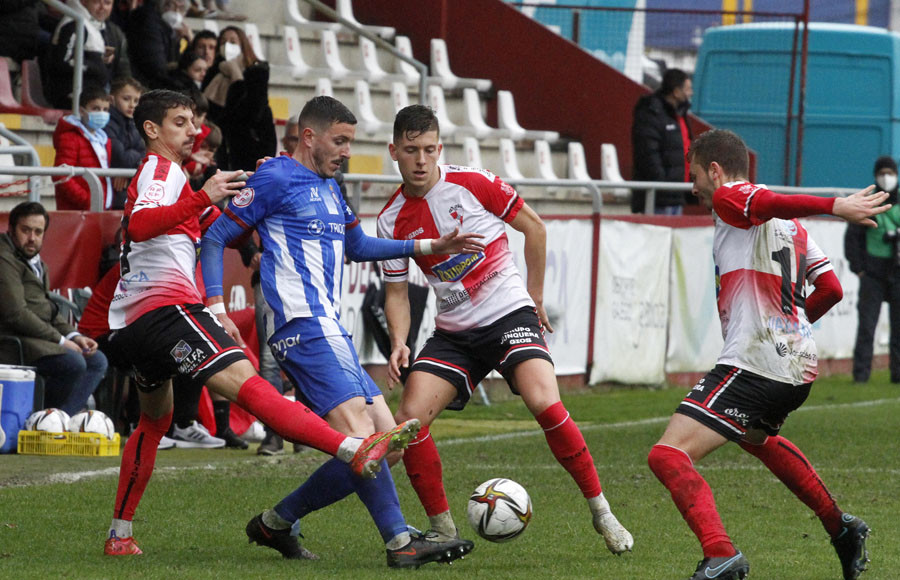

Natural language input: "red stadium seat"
[21,60,66,124]
[0,58,65,124]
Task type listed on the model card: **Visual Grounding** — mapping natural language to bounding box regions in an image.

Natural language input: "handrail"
[0,125,42,202]
[0,166,134,210]
[301,0,429,103]
[43,0,84,115]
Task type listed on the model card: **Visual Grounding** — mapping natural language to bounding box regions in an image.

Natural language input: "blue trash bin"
[0,365,36,453]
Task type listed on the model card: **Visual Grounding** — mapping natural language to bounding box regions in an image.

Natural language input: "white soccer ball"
[24,408,71,433]
[68,410,116,439]
[467,478,532,542]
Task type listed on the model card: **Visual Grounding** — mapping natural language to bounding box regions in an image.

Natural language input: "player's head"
[390,105,442,197]
[8,201,49,259]
[282,114,300,155]
[687,129,749,207]
[134,89,199,163]
[296,96,357,178]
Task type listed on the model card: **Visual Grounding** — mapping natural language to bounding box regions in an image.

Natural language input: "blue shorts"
[269,317,381,416]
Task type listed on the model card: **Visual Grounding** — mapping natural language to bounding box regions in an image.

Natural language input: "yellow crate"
[17,431,120,456]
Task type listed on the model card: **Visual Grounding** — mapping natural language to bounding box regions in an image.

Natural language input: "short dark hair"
[8,201,49,231]
[79,85,109,108]
[203,122,222,150]
[134,89,194,143]
[687,129,749,178]
[298,96,357,132]
[660,68,689,96]
[393,105,439,142]
[178,50,205,73]
[110,77,144,96]
[191,29,217,47]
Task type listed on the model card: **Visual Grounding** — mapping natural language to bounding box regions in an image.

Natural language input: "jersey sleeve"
[712,183,767,229]
[222,159,284,231]
[467,171,524,223]
[338,183,361,229]
[132,156,184,214]
[377,212,409,283]
[804,231,833,283]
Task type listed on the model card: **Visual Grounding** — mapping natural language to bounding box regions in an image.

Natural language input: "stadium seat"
[390,81,409,112]
[568,142,592,181]
[315,76,333,97]
[463,88,507,139]
[430,39,492,92]
[245,23,266,61]
[463,136,482,169]
[497,90,559,142]
[283,25,331,79]
[203,19,219,35]
[284,0,341,31]
[427,84,459,138]
[359,37,405,84]
[498,138,525,180]
[534,139,559,180]
[0,58,57,123]
[600,143,630,199]
[336,0,395,39]
[321,29,365,81]
[355,80,392,136]
[21,60,65,124]
[394,36,421,85]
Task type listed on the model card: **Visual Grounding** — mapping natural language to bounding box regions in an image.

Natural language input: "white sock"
[588,492,612,517]
[336,437,362,463]
[428,511,456,537]
[385,531,411,550]
[262,508,292,530]
[109,518,132,539]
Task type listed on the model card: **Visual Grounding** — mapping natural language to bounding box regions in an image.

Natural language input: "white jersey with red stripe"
[377,164,533,332]
[109,154,204,329]
[712,181,832,385]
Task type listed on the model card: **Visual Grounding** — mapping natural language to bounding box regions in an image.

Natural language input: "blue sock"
[352,459,408,543]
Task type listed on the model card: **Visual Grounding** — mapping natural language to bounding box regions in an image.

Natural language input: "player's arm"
[508,202,554,333]
[384,280,412,389]
[805,270,842,323]
[344,223,484,261]
[738,185,890,227]
[199,212,248,345]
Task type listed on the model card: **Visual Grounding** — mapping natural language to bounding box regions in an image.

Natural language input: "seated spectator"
[186,121,221,191]
[53,85,114,210]
[0,202,108,416]
[105,77,145,209]
[202,25,255,126]
[43,0,110,109]
[171,50,208,93]
[93,0,132,84]
[190,29,217,70]
[0,0,40,64]
[126,0,185,90]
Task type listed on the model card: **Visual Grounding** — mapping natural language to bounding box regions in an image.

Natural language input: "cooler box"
[0,365,36,453]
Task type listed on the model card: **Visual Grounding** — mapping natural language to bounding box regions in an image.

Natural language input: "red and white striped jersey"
[377,165,533,331]
[713,181,832,385]
[109,154,204,329]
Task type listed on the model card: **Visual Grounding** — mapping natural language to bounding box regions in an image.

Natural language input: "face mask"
[162,10,182,28]
[194,79,202,89]
[223,42,242,61]
[877,173,898,192]
[86,110,110,130]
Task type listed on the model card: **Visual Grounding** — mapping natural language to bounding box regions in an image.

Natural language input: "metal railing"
[44,0,85,116]
[0,125,41,199]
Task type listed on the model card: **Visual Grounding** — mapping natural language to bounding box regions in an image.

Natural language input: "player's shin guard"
[739,435,843,536]
[648,444,735,558]
[113,409,173,521]
[236,375,345,455]
[402,426,451,516]
[536,402,602,498]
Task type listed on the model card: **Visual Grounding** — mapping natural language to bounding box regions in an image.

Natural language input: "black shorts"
[676,364,812,442]
[411,306,553,410]
[109,303,247,392]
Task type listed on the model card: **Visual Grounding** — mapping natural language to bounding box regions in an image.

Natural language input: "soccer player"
[377,105,634,554]
[647,129,882,580]
[200,96,484,568]
[104,90,420,557]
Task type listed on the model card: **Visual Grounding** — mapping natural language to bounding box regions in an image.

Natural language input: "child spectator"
[186,122,221,191]
[171,50,208,93]
[52,85,114,210]
[105,77,145,209]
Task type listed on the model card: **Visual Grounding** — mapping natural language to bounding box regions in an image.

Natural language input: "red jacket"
[52,116,112,210]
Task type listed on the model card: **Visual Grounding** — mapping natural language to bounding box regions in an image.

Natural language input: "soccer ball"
[24,408,71,433]
[68,410,116,439]
[467,478,532,542]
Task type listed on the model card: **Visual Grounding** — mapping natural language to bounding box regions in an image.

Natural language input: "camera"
[883,228,900,266]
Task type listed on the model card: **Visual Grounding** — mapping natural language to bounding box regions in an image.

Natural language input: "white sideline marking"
[2,464,218,488]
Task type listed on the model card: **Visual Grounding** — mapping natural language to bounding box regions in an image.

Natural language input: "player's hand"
[387,344,411,389]
[202,170,246,205]
[250,252,262,271]
[255,156,273,170]
[833,186,891,227]
[535,303,555,334]
[430,227,486,255]
[217,313,246,348]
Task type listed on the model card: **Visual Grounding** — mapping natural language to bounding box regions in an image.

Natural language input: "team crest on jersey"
[169,340,192,363]
[144,182,165,202]
[784,221,798,236]
[500,181,516,197]
[308,219,325,236]
[233,187,254,207]
[449,203,464,226]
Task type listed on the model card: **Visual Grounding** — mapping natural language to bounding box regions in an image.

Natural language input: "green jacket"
[0,233,76,364]
[865,203,900,258]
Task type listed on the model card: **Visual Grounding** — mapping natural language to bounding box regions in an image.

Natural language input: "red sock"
[535,402,602,498]
[113,409,172,521]
[236,375,345,455]
[739,435,843,536]
[402,426,450,516]
[648,444,735,558]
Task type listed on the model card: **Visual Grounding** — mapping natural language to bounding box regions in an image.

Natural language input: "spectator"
[53,85,114,210]
[0,0,41,63]
[186,121,221,191]
[202,25,254,125]
[93,0,132,84]
[631,68,693,214]
[44,0,110,109]
[125,0,185,90]
[0,202,108,416]
[190,29,217,69]
[187,0,245,21]
[220,60,276,171]
[171,50,208,93]
[845,155,900,383]
[105,77,145,209]
[281,114,299,155]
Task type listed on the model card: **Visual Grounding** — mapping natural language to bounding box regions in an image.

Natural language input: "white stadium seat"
[320,29,353,80]
[394,35,421,85]
[315,77,333,97]
[391,81,409,112]
[498,138,525,180]
[534,139,559,180]
[568,142,592,181]
[285,0,341,32]
[245,23,266,61]
[601,143,630,198]
[203,19,219,35]
[427,84,458,138]
[355,80,392,136]
[430,39,492,92]
[283,25,331,79]
[359,37,406,84]
[497,90,559,142]
[462,88,507,139]
[463,137,483,169]
[336,0,395,39]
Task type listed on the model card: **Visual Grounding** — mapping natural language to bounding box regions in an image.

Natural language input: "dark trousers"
[852,272,900,382]
[35,348,108,415]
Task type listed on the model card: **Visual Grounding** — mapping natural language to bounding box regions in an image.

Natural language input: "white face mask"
[877,173,898,192]
[162,10,183,28]
[223,41,242,61]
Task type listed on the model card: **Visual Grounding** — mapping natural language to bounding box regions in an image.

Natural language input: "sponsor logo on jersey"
[406,227,424,239]
[233,187,254,207]
[329,223,345,234]
[144,182,165,202]
[431,252,484,282]
[692,378,705,392]
[767,315,813,338]
[449,203,464,226]
[308,219,325,236]
[310,186,321,201]
[177,346,207,374]
[170,340,192,363]
[775,342,788,357]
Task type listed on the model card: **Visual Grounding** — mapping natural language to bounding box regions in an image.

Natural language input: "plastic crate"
[17,431,120,456]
